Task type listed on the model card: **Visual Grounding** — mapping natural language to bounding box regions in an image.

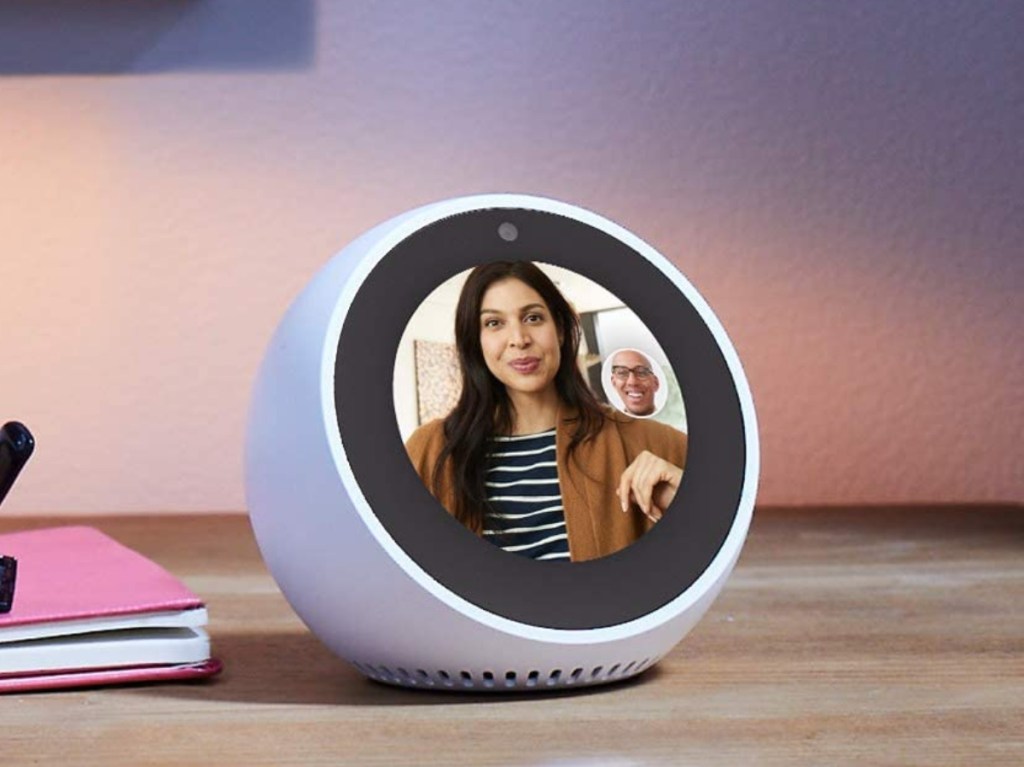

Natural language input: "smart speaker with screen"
[246,194,759,691]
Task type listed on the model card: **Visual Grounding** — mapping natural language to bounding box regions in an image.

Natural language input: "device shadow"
[142,630,660,706]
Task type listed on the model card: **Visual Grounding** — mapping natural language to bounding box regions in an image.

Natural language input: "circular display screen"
[393,262,688,563]
[335,208,746,629]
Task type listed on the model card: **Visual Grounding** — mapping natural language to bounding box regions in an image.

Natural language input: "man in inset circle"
[610,349,660,417]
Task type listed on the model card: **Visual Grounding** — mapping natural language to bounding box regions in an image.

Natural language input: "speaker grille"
[351,657,657,692]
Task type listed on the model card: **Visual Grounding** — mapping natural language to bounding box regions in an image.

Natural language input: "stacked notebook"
[0,526,221,693]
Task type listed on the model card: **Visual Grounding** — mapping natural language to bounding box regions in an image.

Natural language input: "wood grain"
[2,506,1021,766]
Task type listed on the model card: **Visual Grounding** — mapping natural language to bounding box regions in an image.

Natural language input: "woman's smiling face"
[478,278,562,396]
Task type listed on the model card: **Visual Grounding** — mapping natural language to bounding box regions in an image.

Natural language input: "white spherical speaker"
[246,194,758,692]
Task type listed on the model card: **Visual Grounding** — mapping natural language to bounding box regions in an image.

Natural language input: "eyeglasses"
[611,365,654,381]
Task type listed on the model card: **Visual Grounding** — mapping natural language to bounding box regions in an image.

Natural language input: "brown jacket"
[404,407,688,562]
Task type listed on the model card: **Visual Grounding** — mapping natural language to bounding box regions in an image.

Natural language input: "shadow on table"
[142,630,660,706]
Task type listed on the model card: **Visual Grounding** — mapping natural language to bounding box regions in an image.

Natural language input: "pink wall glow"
[0,2,1020,513]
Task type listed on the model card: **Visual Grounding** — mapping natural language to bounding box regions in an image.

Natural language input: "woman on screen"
[405,261,686,562]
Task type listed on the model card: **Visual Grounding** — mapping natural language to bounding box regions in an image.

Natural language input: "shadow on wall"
[0,0,314,75]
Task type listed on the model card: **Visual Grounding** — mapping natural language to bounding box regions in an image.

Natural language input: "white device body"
[246,195,759,691]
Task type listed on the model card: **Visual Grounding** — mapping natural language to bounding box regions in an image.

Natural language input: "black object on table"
[0,421,34,613]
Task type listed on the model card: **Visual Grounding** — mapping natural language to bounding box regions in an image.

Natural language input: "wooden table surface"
[2,506,1021,766]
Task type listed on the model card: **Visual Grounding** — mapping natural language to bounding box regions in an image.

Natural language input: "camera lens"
[497,222,518,242]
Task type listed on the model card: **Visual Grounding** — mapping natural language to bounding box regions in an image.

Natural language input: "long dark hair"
[431,261,606,533]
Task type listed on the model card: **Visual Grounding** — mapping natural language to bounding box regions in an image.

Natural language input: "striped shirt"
[484,429,570,562]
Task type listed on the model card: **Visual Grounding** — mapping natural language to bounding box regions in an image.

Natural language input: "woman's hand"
[617,451,683,523]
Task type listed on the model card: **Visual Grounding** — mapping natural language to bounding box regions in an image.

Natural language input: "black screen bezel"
[335,208,746,630]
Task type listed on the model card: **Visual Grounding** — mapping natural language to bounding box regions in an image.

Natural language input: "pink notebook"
[0,526,222,693]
